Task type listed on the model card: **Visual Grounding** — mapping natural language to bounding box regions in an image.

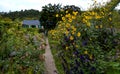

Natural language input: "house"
[22,20,41,28]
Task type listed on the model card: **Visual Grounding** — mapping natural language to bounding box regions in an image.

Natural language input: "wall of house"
[23,25,41,28]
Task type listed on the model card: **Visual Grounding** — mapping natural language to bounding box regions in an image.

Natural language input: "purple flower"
[90,67,96,73]
[80,55,85,60]
[82,40,88,46]
[74,51,78,55]
[64,36,69,42]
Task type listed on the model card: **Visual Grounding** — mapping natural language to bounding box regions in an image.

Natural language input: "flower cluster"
[49,11,78,41]
[49,1,120,73]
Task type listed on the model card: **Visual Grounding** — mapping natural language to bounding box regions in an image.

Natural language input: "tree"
[0,9,41,20]
[39,3,62,31]
[63,5,81,13]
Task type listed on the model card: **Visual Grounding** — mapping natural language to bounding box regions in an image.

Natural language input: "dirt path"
[44,37,58,74]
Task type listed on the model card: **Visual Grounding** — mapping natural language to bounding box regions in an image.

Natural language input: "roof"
[22,20,40,25]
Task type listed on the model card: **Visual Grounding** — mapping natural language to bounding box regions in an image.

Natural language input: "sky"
[0,0,120,12]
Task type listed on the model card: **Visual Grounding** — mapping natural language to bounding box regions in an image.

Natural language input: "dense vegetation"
[112,10,120,28]
[39,4,81,31]
[48,0,120,74]
[0,9,41,20]
[0,18,45,74]
[0,0,120,74]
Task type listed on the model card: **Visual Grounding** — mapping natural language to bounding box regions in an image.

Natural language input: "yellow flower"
[60,9,64,12]
[73,11,78,16]
[84,50,88,54]
[77,32,81,37]
[71,26,74,29]
[68,18,72,22]
[91,11,95,15]
[86,22,91,27]
[56,14,59,17]
[75,45,78,48]
[85,16,92,20]
[72,16,76,19]
[89,55,93,60]
[65,31,69,35]
[70,36,74,40]
[72,31,75,35]
[66,11,68,13]
[71,26,76,32]
[85,16,88,19]
[73,28,76,32]
[101,12,104,15]
[62,17,65,21]
[96,15,101,19]
[66,46,69,50]
[100,25,102,28]
[52,32,54,35]
[109,18,112,21]
[66,23,70,28]
[65,13,71,18]
[82,19,87,23]
[58,24,62,27]
[95,25,99,29]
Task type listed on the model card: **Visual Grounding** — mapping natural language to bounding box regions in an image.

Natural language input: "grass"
[48,38,65,74]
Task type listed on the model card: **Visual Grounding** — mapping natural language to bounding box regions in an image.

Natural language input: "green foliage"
[112,10,120,28]
[0,20,45,74]
[59,24,119,73]
[105,62,120,74]
[63,5,81,14]
[39,4,81,31]
[48,0,120,73]
[39,3,62,30]
[0,9,41,20]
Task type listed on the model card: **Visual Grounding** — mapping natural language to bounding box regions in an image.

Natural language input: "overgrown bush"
[48,1,120,73]
[0,19,45,74]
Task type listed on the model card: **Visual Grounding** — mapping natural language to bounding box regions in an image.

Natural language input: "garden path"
[44,37,58,74]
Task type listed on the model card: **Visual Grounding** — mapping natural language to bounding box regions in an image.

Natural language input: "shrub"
[48,3,120,73]
[0,20,45,74]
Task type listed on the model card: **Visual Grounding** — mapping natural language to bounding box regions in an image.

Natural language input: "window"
[31,25,36,28]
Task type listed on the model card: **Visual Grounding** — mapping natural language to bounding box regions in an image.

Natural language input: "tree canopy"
[0,9,41,21]
[39,4,81,31]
